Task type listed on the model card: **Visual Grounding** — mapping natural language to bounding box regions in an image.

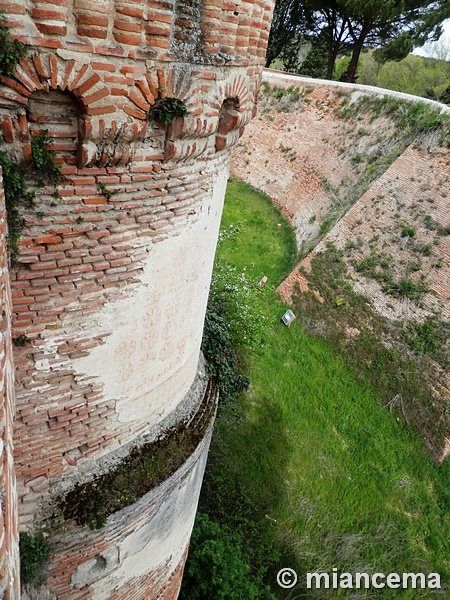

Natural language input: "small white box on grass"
[281,310,296,327]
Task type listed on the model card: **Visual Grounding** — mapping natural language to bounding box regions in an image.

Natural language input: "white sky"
[414,18,450,57]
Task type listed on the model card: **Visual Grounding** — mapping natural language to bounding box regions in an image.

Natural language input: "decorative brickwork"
[0,0,274,597]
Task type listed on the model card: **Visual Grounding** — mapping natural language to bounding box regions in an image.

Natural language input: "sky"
[414,18,450,57]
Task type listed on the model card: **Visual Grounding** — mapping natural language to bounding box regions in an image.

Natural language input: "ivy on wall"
[0,150,30,263]
[0,130,61,263]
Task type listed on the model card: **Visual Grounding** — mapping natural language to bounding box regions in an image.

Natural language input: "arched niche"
[215,97,240,152]
[26,89,83,168]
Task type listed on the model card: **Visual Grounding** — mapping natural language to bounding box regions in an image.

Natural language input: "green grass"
[196,178,450,598]
[218,178,297,284]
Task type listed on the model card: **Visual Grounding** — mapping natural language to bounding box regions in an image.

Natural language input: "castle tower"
[0,0,274,597]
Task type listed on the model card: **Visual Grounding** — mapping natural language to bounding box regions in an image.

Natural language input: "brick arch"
[214,74,256,153]
[0,53,100,113]
[159,69,220,163]
[25,89,82,169]
[0,56,181,166]
[215,97,240,151]
[0,53,97,167]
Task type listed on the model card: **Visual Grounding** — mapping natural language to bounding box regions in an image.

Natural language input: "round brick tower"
[0,0,274,597]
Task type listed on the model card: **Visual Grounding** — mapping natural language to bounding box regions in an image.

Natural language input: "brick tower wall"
[0,168,20,599]
[0,0,274,597]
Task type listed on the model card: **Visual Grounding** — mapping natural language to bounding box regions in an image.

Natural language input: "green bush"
[179,513,276,600]
[19,532,49,583]
[201,302,249,404]
[401,225,416,238]
[148,97,187,125]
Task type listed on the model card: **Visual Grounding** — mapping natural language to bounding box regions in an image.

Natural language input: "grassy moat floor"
[182,177,449,599]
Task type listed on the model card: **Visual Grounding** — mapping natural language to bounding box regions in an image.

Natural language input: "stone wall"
[0,0,274,597]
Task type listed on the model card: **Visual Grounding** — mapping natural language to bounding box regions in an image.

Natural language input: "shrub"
[19,532,49,583]
[201,302,249,404]
[179,513,276,600]
[401,225,416,238]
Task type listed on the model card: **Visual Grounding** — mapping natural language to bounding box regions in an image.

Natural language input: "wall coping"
[263,69,450,114]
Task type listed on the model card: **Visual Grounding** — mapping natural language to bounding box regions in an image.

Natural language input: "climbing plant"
[0,131,60,263]
[0,150,29,262]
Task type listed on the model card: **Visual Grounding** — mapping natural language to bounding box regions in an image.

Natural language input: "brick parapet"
[4,0,274,67]
[0,167,20,599]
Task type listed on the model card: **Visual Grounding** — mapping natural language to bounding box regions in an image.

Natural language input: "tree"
[266,1,354,77]
[265,0,313,67]
[343,0,448,82]
[265,0,450,82]
[299,28,329,77]
[304,1,353,78]
[411,0,450,47]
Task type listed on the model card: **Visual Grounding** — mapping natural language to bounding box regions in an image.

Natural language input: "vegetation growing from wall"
[317,93,450,238]
[0,150,28,262]
[0,130,61,262]
[57,380,216,529]
[30,130,61,187]
[19,532,49,584]
[187,179,450,598]
[0,12,27,77]
[0,12,30,260]
[256,83,449,254]
[148,97,188,125]
[260,81,312,114]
